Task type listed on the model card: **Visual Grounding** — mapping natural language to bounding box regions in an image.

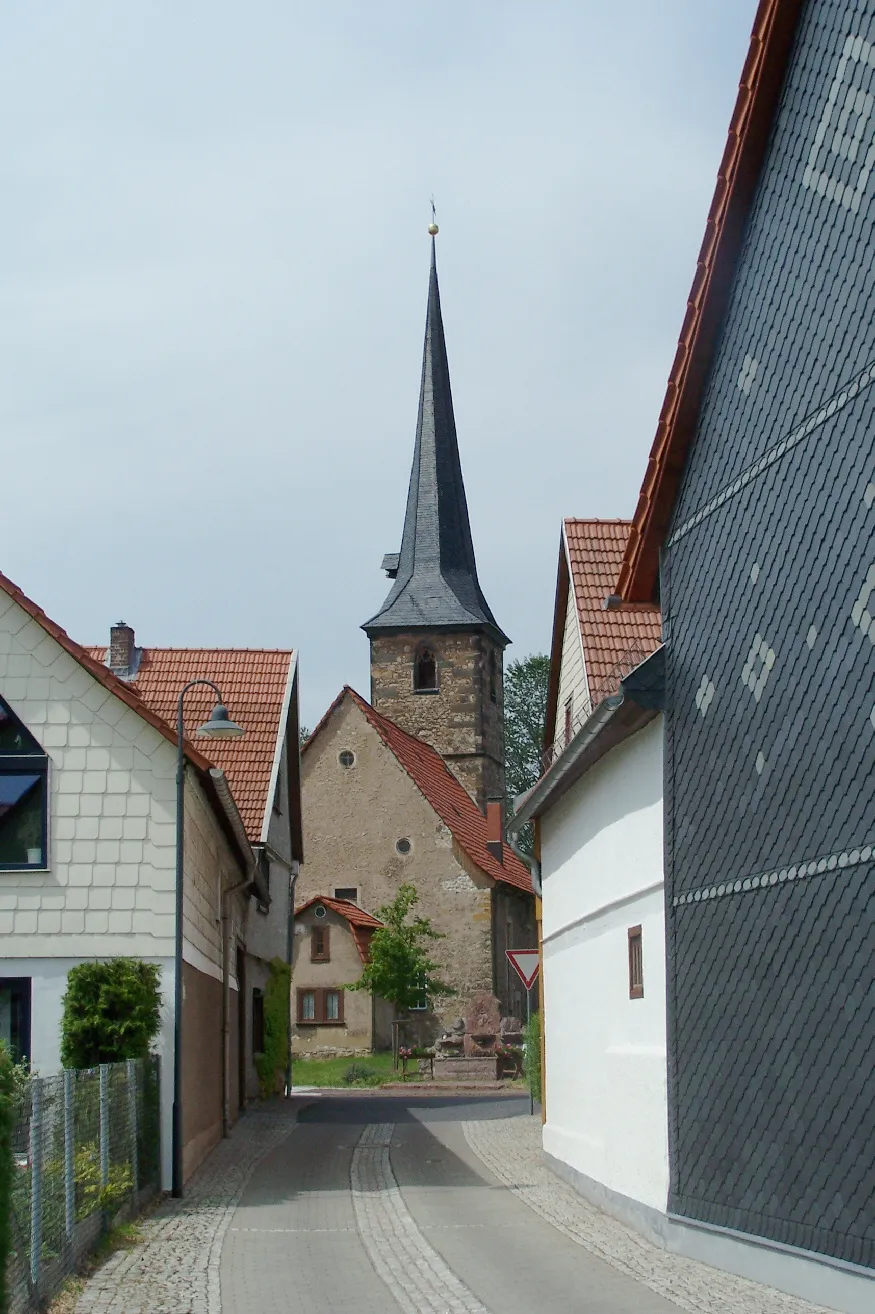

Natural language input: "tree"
[348,883,455,1011]
[60,959,162,1069]
[504,654,550,853]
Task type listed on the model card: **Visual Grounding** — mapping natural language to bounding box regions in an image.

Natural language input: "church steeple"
[363,231,508,810]
[363,237,509,646]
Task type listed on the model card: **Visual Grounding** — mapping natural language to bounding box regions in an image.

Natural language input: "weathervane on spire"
[428,196,439,237]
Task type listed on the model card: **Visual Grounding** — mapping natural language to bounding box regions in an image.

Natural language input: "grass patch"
[291,1052,395,1088]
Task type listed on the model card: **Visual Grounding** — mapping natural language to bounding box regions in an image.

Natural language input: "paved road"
[220,1093,680,1314]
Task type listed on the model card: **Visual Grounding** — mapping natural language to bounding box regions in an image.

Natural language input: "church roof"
[362,239,509,646]
[304,687,531,893]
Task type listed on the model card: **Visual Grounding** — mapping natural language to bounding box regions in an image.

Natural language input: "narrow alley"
[73,1094,831,1314]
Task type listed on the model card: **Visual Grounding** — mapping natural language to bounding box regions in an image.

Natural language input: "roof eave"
[617,0,805,603]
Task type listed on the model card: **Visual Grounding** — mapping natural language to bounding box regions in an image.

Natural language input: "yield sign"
[506,949,539,990]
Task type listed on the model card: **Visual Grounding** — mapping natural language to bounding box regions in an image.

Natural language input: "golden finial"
[428,195,439,237]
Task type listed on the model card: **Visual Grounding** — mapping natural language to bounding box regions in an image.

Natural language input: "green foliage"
[60,960,161,1069]
[0,1045,15,1314]
[342,1063,382,1087]
[524,1011,541,1104]
[504,654,550,854]
[44,1144,133,1222]
[348,883,456,1011]
[291,1052,395,1088]
[255,959,292,1098]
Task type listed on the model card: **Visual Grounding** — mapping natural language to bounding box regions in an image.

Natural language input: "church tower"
[362,233,509,811]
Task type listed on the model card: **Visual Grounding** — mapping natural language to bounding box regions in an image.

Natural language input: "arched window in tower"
[414,648,438,692]
[488,650,498,704]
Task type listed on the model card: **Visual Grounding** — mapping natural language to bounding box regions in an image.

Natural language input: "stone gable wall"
[299,695,493,1022]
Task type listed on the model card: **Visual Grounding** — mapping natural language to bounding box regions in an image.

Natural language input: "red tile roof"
[89,647,294,842]
[0,571,214,772]
[347,689,531,894]
[618,0,803,601]
[296,895,384,964]
[305,688,532,894]
[565,520,662,702]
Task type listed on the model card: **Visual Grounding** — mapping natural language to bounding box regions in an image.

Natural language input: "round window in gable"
[338,750,356,769]
[314,904,327,919]
[396,838,412,856]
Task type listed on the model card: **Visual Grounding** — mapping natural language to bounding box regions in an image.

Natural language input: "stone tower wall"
[369,630,505,810]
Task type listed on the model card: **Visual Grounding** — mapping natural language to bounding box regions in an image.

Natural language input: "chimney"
[486,798,504,864]
[109,621,135,676]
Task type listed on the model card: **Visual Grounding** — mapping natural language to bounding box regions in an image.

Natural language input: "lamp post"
[172,679,244,1199]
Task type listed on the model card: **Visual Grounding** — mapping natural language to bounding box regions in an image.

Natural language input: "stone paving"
[461,1114,833,1314]
[74,1106,298,1314]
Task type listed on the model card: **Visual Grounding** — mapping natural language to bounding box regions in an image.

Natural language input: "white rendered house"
[0,583,302,1186]
[511,520,666,1223]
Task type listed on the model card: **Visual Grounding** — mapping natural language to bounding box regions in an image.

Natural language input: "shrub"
[255,959,291,1099]
[343,1064,379,1086]
[60,960,161,1069]
[523,1011,541,1104]
[0,1044,14,1314]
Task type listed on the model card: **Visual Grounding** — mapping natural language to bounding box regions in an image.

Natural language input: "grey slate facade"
[664,0,875,1269]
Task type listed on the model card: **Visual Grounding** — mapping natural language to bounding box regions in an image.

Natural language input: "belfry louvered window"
[0,695,48,871]
[414,649,437,692]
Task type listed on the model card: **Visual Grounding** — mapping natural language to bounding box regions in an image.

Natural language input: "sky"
[1,1,758,729]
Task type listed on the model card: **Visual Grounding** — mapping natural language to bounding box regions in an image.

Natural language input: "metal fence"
[6,1057,161,1314]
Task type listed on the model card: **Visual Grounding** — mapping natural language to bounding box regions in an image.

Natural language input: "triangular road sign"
[506,949,539,990]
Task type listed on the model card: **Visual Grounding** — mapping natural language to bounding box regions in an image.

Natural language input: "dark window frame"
[310,925,330,962]
[413,647,438,694]
[333,887,359,903]
[0,977,31,1063]
[296,987,345,1025]
[628,925,644,999]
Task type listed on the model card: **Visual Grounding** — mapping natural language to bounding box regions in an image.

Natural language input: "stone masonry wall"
[369,630,505,810]
[299,695,494,1023]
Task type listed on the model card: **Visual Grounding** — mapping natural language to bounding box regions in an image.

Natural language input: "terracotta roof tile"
[343,688,532,894]
[564,519,662,702]
[89,647,294,843]
[617,0,803,601]
[296,895,384,964]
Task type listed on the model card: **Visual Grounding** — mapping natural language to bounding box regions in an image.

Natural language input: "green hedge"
[60,959,161,1069]
[0,1045,15,1314]
[255,959,291,1098]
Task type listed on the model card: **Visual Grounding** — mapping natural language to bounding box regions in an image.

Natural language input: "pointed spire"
[363,234,509,645]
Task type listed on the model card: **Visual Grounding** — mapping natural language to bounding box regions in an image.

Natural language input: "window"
[252,989,265,1055]
[414,648,438,692]
[338,750,355,769]
[311,926,330,962]
[297,988,344,1024]
[395,838,411,856]
[0,697,48,871]
[489,650,498,704]
[628,925,644,999]
[409,975,428,1011]
[334,887,358,903]
[0,978,31,1063]
[564,697,573,746]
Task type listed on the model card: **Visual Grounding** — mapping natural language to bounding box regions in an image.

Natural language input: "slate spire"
[363,237,509,646]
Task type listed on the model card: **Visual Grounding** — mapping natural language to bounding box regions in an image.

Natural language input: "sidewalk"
[71,1103,302,1314]
[462,1115,832,1314]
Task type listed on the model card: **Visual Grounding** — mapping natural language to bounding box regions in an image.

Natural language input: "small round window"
[338,750,355,769]
[396,838,412,855]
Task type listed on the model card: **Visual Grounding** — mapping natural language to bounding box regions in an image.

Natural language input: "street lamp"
[172,679,244,1198]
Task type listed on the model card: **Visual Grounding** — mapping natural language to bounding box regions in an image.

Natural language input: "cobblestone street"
[66,1092,837,1314]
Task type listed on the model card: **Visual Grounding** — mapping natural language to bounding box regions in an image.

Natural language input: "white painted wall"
[540,715,668,1212]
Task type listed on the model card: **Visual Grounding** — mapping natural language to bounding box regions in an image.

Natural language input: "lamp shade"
[196,703,245,740]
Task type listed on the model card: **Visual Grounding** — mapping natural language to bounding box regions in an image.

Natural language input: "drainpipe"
[505,832,541,897]
[285,860,300,1096]
[222,877,251,1137]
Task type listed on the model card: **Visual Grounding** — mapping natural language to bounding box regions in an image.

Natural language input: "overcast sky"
[2,1,757,728]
